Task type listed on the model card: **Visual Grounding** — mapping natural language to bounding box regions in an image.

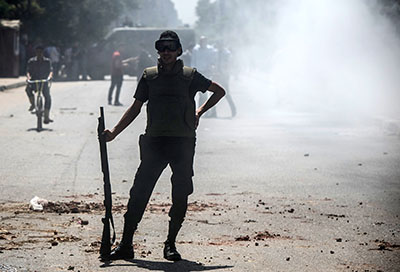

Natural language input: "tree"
[195,0,217,39]
[0,0,139,46]
[0,0,43,22]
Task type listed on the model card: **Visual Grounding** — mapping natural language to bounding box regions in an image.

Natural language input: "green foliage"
[195,0,217,39]
[195,0,248,43]
[0,0,43,20]
[1,0,139,46]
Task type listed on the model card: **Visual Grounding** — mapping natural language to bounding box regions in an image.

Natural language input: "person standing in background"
[191,36,218,117]
[215,41,236,118]
[108,46,134,106]
[108,50,124,106]
[45,44,60,80]
[181,42,195,68]
[70,42,80,80]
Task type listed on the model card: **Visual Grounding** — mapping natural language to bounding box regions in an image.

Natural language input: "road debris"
[235,230,283,242]
[370,240,400,251]
[29,196,48,211]
[77,218,89,225]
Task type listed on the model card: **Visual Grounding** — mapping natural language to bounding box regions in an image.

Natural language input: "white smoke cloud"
[231,0,400,120]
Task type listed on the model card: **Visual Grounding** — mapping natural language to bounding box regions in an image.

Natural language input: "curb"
[0,81,26,92]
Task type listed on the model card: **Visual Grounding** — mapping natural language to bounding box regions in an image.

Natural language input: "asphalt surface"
[0,78,399,271]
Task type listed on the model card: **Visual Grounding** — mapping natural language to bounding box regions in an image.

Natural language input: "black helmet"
[155,30,182,56]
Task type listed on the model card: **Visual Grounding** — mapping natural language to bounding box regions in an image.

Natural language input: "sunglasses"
[155,41,180,52]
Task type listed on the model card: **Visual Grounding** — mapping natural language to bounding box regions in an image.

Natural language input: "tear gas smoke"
[230,0,400,121]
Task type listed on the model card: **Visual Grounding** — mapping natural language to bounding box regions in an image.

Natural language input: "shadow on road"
[27,127,53,132]
[100,259,233,272]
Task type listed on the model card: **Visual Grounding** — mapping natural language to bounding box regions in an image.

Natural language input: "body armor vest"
[143,61,196,137]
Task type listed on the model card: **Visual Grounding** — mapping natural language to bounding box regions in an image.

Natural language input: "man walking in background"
[102,30,225,262]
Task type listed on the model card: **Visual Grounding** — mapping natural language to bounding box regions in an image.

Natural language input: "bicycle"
[27,78,51,132]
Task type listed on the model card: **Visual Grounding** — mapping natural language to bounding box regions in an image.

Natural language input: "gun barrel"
[97,107,116,261]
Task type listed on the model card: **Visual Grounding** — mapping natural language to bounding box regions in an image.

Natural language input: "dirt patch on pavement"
[177,230,291,247]
[146,201,222,213]
[0,200,222,215]
[0,231,81,251]
[0,201,125,214]
[44,201,126,214]
[235,230,290,242]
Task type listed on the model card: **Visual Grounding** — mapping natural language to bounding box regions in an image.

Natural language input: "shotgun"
[97,107,116,261]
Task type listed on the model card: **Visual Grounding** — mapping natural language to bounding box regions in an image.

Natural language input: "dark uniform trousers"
[124,135,196,233]
[108,74,123,104]
[25,83,51,110]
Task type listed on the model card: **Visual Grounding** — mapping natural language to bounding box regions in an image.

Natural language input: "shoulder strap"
[143,66,158,80]
[182,66,195,79]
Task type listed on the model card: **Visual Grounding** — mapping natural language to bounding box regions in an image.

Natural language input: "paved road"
[0,79,399,271]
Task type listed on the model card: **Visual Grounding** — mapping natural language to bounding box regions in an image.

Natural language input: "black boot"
[163,220,183,261]
[163,239,181,261]
[109,243,134,260]
[109,220,136,260]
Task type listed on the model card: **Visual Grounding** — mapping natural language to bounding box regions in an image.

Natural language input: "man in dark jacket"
[103,30,225,262]
[26,45,53,124]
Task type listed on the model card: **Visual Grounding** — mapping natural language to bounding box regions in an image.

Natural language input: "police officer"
[26,45,53,123]
[103,30,225,261]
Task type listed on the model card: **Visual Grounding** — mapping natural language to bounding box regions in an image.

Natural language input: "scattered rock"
[71,207,79,213]
[304,154,310,157]
[235,235,250,241]
[371,240,400,251]
[77,218,89,225]
[324,214,346,219]
[205,193,225,196]
[254,231,280,240]
[286,257,290,261]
